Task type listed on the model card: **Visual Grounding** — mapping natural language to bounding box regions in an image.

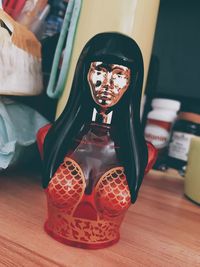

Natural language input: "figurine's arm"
[144,142,157,174]
[37,124,52,159]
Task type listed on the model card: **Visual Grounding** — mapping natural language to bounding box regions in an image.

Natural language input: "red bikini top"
[47,156,131,219]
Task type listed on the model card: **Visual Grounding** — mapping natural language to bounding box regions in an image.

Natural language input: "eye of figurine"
[87,61,131,108]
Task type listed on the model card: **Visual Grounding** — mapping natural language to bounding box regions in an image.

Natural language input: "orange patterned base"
[44,221,120,249]
[45,208,123,249]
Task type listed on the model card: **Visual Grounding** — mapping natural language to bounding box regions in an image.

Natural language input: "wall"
[148,0,200,102]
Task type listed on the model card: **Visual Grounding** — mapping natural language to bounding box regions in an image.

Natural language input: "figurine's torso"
[45,123,131,248]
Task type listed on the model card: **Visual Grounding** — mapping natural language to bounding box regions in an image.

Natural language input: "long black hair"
[43,32,148,203]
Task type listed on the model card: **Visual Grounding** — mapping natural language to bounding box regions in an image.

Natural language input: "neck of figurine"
[92,108,113,125]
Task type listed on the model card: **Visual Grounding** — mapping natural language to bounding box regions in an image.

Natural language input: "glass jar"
[167,112,200,174]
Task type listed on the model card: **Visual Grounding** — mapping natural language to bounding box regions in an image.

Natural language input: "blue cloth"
[0,97,49,169]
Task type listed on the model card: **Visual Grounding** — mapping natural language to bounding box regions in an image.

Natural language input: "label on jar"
[144,124,170,149]
[168,131,194,161]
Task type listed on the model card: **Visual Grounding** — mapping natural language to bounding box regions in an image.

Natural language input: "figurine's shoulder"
[37,123,52,158]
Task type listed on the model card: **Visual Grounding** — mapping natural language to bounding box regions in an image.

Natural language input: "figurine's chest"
[68,133,121,192]
[46,129,131,222]
[47,156,131,219]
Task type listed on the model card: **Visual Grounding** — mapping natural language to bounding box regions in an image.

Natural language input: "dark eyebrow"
[112,68,128,75]
[111,65,128,72]
[95,63,112,72]
[112,66,123,69]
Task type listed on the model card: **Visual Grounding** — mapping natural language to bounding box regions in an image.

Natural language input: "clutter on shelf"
[0,9,43,95]
[2,0,69,39]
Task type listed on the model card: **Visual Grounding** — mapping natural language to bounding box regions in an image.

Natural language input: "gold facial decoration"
[88,61,131,108]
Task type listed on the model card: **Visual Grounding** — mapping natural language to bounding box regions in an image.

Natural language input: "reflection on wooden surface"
[0,170,199,267]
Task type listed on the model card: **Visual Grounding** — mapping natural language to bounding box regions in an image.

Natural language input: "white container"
[144,98,181,149]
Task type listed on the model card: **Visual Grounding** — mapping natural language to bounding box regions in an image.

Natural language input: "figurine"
[37,32,157,249]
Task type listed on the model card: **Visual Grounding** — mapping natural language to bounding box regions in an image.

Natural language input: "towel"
[0,97,49,169]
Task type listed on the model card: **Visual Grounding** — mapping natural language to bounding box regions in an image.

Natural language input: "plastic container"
[144,98,181,169]
[168,112,200,174]
[145,98,181,149]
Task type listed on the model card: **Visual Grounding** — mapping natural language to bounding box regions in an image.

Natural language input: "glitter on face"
[88,62,131,108]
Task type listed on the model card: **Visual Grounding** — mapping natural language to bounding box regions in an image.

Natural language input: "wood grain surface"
[0,170,199,267]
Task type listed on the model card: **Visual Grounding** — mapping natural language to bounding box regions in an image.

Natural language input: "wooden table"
[0,170,199,267]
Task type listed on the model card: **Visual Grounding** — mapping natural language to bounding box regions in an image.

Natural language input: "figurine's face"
[88,61,131,108]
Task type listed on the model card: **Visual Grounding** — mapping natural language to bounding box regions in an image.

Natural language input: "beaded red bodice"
[45,126,131,249]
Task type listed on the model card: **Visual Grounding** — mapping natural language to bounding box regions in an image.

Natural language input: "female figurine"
[37,32,157,249]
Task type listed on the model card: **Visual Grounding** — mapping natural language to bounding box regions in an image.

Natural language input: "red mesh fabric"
[45,157,131,249]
